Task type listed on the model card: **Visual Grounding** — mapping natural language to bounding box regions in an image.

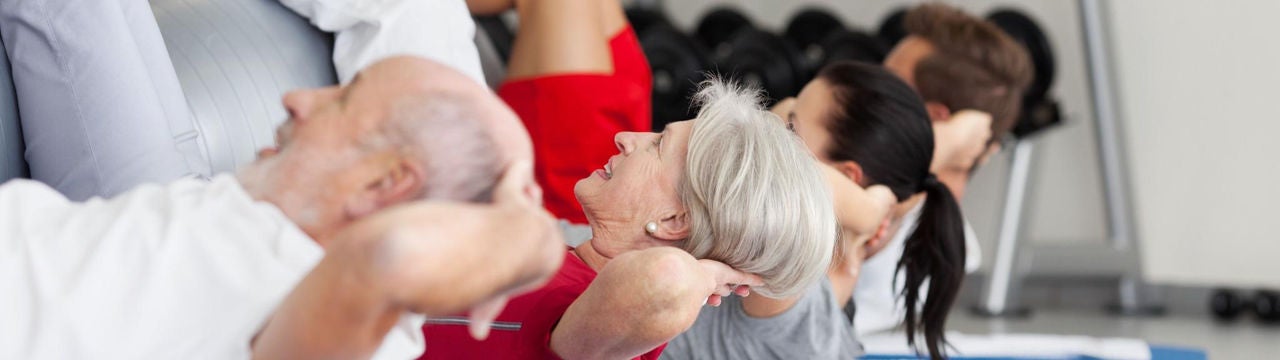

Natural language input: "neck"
[237,169,334,246]
[741,291,803,318]
[574,215,661,271]
[573,240,613,271]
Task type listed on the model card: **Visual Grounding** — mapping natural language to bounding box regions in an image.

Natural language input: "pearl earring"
[645,222,659,235]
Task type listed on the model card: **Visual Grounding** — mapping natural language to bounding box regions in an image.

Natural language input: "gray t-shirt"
[660,278,862,360]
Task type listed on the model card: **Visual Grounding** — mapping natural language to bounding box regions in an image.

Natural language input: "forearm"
[373,203,549,315]
[252,248,401,360]
[827,242,866,305]
[254,201,560,358]
[936,169,969,201]
[822,165,888,237]
[821,164,887,305]
[551,248,705,359]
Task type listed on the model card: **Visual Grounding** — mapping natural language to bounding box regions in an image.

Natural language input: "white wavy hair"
[677,79,838,298]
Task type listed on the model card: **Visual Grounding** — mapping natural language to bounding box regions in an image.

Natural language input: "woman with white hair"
[419,79,838,360]
[662,62,969,360]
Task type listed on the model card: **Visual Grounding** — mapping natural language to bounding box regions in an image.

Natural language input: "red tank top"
[497,26,653,224]
[418,249,666,359]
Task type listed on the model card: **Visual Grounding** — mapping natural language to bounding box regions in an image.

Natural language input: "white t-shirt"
[852,202,982,336]
[0,175,423,359]
[279,0,485,85]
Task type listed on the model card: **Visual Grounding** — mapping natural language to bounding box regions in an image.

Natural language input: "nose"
[614,132,647,154]
[281,86,340,121]
[282,89,316,121]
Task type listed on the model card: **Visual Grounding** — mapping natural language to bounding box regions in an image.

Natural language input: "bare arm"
[931,110,997,201]
[252,162,564,359]
[505,0,612,79]
[823,165,896,305]
[550,247,761,359]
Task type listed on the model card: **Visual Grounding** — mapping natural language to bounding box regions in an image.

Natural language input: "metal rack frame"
[975,0,1163,316]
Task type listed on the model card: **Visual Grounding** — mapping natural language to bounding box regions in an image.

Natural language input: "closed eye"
[654,128,667,159]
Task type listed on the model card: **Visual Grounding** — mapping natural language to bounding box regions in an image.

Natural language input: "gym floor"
[945,279,1280,358]
[951,309,1280,358]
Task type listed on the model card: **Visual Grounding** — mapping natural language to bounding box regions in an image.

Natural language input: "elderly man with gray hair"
[0,56,565,359]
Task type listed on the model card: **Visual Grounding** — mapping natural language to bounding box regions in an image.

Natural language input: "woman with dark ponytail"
[808,61,968,360]
[663,61,966,360]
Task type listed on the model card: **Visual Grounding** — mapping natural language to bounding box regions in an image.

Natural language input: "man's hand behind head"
[932,110,995,173]
[328,161,563,320]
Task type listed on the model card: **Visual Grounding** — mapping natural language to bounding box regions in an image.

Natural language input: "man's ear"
[924,101,952,123]
[652,210,691,242]
[832,160,866,187]
[345,155,425,219]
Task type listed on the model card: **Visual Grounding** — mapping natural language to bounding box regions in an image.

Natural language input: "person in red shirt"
[418,74,841,359]
[470,0,652,224]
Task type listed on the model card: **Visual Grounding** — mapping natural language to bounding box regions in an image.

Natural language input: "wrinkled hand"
[332,161,563,341]
[932,110,994,172]
[696,259,764,306]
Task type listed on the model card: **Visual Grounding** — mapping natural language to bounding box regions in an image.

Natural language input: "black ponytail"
[898,175,966,360]
[817,61,967,360]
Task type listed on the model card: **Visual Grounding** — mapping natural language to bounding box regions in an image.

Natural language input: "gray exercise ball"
[151,0,337,175]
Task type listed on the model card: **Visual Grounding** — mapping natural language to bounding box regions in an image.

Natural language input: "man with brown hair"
[853,2,1034,336]
[886,2,1034,197]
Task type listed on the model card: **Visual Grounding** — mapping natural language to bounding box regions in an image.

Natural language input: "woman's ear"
[652,211,690,241]
[833,161,866,186]
[924,102,952,123]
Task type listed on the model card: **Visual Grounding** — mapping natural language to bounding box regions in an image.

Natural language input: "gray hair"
[376,92,503,203]
[677,79,838,298]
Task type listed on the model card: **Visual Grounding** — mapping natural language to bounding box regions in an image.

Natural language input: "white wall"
[652,0,1280,288]
[1108,0,1280,288]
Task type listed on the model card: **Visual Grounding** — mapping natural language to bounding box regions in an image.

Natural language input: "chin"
[572,177,592,202]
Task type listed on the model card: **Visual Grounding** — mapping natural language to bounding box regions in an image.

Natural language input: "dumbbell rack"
[975,0,1163,317]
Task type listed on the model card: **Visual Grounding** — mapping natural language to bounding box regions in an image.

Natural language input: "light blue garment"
[0,0,207,200]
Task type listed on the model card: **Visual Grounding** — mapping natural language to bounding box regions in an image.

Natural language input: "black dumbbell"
[632,20,712,131]
[785,8,846,64]
[625,7,671,35]
[1211,288,1246,321]
[987,9,1062,139]
[1255,290,1280,324]
[695,7,806,105]
[988,9,1057,108]
[876,8,909,48]
[694,7,753,52]
[784,8,888,80]
[1209,288,1280,324]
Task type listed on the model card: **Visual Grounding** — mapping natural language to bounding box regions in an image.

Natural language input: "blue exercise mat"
[860,345,1205,360]
[860,333,1207,360]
